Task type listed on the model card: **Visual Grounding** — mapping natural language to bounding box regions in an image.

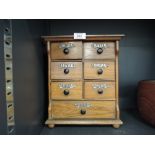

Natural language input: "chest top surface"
[42,34,125,41]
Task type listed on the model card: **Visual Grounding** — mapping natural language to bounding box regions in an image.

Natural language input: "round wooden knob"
[97,69,103,75]
[98,89,103,94]
[64,68,69,74]
[64,89,69,95]
[63,48,69,54]
[97,48,103,54]
[80,109,86,115]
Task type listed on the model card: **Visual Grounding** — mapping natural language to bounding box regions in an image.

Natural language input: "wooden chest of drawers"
[42,35,124,128]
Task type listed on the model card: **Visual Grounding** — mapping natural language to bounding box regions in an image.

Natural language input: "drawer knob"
[97,48,103,54]
[63,48,69,55]
[80,109,86,115]
[98,89,103,94]
[64,68,69,74]
[64,89,69,95]
[97,68,103,75]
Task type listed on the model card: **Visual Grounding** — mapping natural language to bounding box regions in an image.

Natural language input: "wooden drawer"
[84,42,115,59]
[52,101,115,119]
[51,42,82,59]
[84,82,115,99]
[51,82,82,99]
[51,62,82,79]
[84,61,115,80]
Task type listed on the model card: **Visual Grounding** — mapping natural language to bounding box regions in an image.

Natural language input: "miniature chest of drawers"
[42,35,124,128]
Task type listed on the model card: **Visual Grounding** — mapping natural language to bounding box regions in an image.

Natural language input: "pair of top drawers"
[51,42,115,60]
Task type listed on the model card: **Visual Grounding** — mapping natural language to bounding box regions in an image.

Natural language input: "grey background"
[0,19,155,134]
[12,20,49,134]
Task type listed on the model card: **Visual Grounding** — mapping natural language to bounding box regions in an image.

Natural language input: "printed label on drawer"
[59,63,76,68]
[74,33,86,39]
[92,84,111,89]
[74,103,92,108]
[92,43,108,49]
[59,83,76,89]
[59,43,75,49]
[92,63,109,68]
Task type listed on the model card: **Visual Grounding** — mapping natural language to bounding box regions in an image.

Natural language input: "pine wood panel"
[115,41,120,119]
[51,82,82,99]
[51,42,82,59]
[52,101,115,119]
[47,41,52,119]
[42,35,124,128]
[84,42,115,59]
[42,35,125,42]
[84,81,115,99]
[46,119,123,125]
[84,61,115,80]
[51,62,82,79]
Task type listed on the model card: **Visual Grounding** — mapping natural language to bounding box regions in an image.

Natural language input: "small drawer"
[52,101,115,119]
[51,82,82,99]
[84,42,115,59]
[84,61,115,80]
[51,42,82,59]
[84,82,115,99]
[51,62,82,79]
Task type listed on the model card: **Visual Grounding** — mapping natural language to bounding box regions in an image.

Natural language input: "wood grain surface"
[84,60,115,80]
[43,35,124,127]
[84,81,115,99]
[42,35,125,42]
[51,82,82,99]
[52,101,115,119]
[51,42,82,59]
[84,42,115,59]
[51,61,82,79]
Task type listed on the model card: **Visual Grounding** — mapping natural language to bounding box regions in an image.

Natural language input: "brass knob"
[64,89,69,95]
[80,109,86,115]
[64,68,69,74]
[97,48,103,54]
[97,69,103,75]
[98,89,103,94]
[63,48,69,55]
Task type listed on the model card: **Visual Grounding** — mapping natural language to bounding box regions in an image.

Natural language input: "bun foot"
[113,124,120,129]
[48,124,55,128]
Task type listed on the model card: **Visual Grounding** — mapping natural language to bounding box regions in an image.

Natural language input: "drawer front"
[51,42,82,59]
[52,101,115,119]
[84,42,115,59]
[51,82,82,99]
[84,82,115,99]
[84,61,115,80]
[51,62,82,79]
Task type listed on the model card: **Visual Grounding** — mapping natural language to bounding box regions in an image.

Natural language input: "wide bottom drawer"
[52,101,115,119]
